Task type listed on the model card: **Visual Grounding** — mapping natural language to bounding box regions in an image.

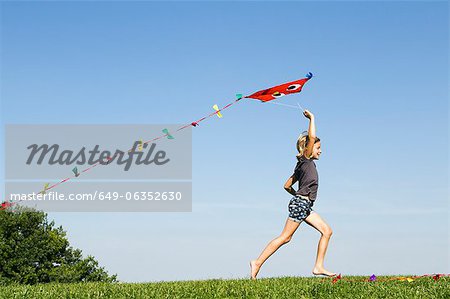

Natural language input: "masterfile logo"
[4,124,192,212]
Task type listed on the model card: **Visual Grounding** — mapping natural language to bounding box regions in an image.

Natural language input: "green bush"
[0,205,117,285]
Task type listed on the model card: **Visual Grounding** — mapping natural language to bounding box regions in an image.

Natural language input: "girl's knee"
[279,235,292,244]
[322,227,333,238]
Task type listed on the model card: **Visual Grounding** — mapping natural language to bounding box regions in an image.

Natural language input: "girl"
[250,109,336,280]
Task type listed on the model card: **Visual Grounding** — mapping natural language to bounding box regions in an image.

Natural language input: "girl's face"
[311,141,322,160]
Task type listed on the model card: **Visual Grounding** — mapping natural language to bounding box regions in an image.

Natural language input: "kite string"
[264,101,300,109]
[296,102,305,112]
[263,101,306,113]
[43,97,245,194]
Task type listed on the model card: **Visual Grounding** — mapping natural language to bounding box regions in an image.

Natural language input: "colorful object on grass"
[212,104,223,118]
[1,201,13,210]
[332,274,342,284]
[162,128,174,139]
[245,73,313,102]
[72,167,80,177]
[329,273,450,284]
[40,183,50,195]
[329,274,445,284]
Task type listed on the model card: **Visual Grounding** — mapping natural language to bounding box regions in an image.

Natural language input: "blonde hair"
[296,133,320,161]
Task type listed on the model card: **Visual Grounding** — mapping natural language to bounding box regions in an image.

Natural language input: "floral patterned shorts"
[288,195,315,223]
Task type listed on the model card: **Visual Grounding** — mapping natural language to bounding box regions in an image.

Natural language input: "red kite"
[245,72,313,102]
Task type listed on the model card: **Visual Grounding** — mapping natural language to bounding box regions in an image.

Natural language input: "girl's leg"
[304,212,336,276]
[250,218,300,279]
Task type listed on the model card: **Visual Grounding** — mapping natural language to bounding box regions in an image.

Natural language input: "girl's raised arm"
[303,110,316,158]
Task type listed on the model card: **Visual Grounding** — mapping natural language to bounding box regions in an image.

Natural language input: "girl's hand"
[303,110,314,120]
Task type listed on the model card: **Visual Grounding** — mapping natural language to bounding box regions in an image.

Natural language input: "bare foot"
[312,266,337,277]
[250,260,261,280]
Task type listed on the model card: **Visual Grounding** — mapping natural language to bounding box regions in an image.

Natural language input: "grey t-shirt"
[293,155,319,200]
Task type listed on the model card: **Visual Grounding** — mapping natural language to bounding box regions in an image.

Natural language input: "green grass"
[0,276,448,299]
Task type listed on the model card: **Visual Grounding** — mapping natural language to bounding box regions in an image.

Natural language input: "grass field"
[0,276,448,299]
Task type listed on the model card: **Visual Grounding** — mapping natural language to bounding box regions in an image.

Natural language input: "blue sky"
[1,1,448,282]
